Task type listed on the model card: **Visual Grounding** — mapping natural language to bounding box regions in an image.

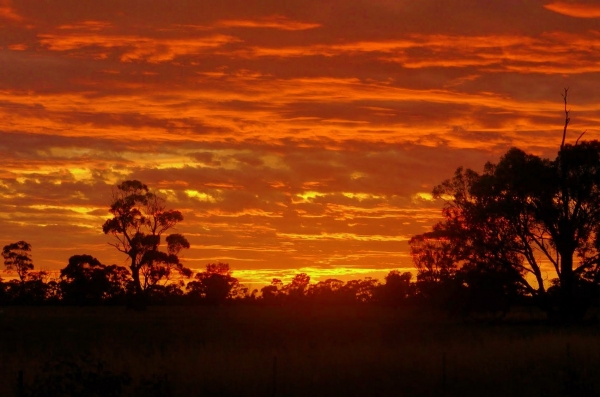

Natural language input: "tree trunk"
[127,265,147,311]
[130,265,142,295]
[559,251,584,322]
[561,253,573,316]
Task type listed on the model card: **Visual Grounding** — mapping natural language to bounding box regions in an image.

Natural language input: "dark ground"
[0,305,598,396]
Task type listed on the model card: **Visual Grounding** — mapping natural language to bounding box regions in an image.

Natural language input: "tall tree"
[411,141,600,321]
[2,241,34,283]
[102,180,191,295]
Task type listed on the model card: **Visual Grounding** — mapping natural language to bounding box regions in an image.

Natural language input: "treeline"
[0,244,419,308]
[0,241,416,305]
[0,241,527,319]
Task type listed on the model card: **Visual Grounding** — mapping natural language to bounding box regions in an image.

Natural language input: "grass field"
[1,305,599,396]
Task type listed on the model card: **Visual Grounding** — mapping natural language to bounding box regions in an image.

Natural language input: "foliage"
[307,278,345,304]
[60,255,130,305]
[0,247,419,307]
[285,273,310,301]
[102,180,191,295]
[2,240,34,282]
[260,278,283,304]
[186,262,240,305]
[379,270,414,307]
[410,141,600,321]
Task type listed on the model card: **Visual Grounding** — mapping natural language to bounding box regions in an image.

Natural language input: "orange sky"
[1,0,600,286]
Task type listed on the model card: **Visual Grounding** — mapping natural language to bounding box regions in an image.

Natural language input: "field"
[1,305,599,396]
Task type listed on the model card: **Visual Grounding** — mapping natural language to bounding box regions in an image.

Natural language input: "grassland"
[0,305,599,396]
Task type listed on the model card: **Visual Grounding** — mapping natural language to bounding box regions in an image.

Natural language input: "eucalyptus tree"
[411,139,600,321]
[411,92,600,320]
[102,180,191,295]
[2,240,34,283]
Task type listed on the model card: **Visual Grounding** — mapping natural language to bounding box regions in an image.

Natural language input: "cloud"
[215,15,321,30]
[38,33,241,62]
[544,1,600,18]
[228,32,600,74]
[0,5,23,22]
[1,139,483,270]
[57,20,113,31]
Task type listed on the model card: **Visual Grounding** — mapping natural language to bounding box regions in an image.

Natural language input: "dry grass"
[0,305,599,396]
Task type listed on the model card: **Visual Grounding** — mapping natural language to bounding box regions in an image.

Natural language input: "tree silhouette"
[186,262,239,305]
[456,262,520,319]
[409,234,459,305]
[21,270,53,304]
[411,139,600,321]
[307,278,345,304]
[60,255,130,305]
[102,180,191,297]
[103,264,133,302]
[260,278,283,304]
[410,234,457,284]
[286,273,310,302]
[340,277,380,303]
[2,241,34,283]
[379,270,413,307]
[146,281,185,305]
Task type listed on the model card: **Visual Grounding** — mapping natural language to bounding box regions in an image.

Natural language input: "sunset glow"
[2,1,600,285]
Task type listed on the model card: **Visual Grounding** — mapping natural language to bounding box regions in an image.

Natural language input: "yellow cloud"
[296,191,326,201]
[216,15,320,31]
[185,190,217,203]
[544,2,600,18]
[342,192,383,201]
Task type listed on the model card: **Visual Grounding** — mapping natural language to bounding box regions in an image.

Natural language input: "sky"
[1,0,600,286]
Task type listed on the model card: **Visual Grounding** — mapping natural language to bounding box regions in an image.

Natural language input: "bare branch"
[530,234,559,271]
[575,130,587,146]
[574,257,599,274]
[107,242,128,254]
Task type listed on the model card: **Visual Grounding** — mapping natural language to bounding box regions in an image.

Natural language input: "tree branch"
[575,130,587,146]
[530,234,559,272]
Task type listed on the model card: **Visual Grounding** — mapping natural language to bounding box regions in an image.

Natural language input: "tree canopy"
[2,240,34,283]
[60,254,130,305]
[102,180,191,296]
[410,140,600,321]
